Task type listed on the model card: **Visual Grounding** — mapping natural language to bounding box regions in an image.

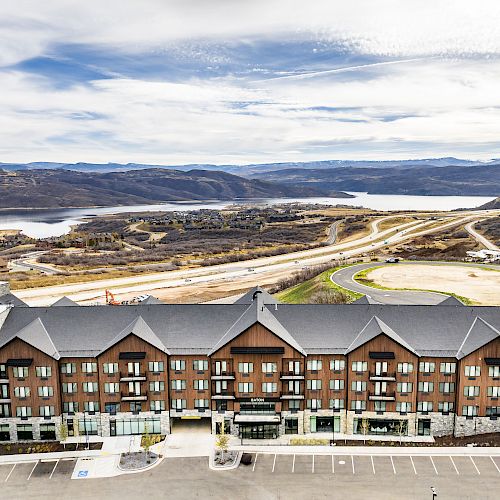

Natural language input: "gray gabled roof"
[439,296,465,306]
[139,295,164,305]
[100,315,169,355]
[0,293,28,307]
[352,295,381,305]
[456,317,500,359]
[345,316,420,356]
[234,286,279,305]
[51,296,79,307]
[209,294,306,356]
[0,317,60,359]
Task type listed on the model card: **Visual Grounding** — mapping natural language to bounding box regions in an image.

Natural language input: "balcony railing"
[369,372,396,380]
[211,371,235,379]
[280,371,305,379]
[211,391,235,399]
[280,391,305,400]
[119,372,146,381]
[120,391,148,401]
[368,391,396,401]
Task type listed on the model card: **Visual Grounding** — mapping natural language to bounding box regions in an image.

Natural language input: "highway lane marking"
[450,456,459,475]
[470,456,480,475]
[49,459,59,479]
[272,454,276,473]
[429,456,438,475]
[27,461,38,481]
[5,464,16,482]
[490,456,500,474]
[371,456,375,474]
[410,456,417,475]
[390,456,396,474]
[252,453,258,472]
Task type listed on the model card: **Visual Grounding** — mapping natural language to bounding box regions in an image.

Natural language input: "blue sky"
[1,1,500,164]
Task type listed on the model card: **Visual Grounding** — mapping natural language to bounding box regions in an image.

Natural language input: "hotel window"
[307,360,322,371]
[84,401,99,412]
[194,399,209,409]
[351,361,367,373]
[396,401,412,413]
[262,382,277,393]
[463,386,480,397]
[193,360,208,371]
[351,381,366,392]
[486,406,500,417]
[374,401,386,412]
[0,404,11,418]
[0,364,6,378]
[330,359,345,371]
[462,405,478,416]
[149,381,164,392]
[16,406,32,417]
[13,367,29,378]
[103,363,118,374]
[438,401,454,413]
[397,362,413,374]
[83,382,98,393]
[104,382,119,394]
[487,386,500,397]
[35,366,52,378]
[148,361,164,373]
[238,382,253,393]
[262,362,277,373]
[418,382,434,393]
[307,379,322,390]
[397,382,413,393]
[238,362,254,374]
[193,379,209,390]
[38,386,54,397]
[489,366,500,377]
[61,363,76,374]
[439,382,455,394]
[417,401,433,412]
[63,401,78,413]
[14,386,30,398]
[150,400,165,411]
[464,365,480,377]
[307,399,322,410]
[17,424,33,440]
[329,398,345,409]
[171,380,186,391]
[170,359,186,371]
[351,400,366,410]
[81,362,97,373]
[288,400,300,410]
[39,406,55,417]
[440,362,456,374]
[105,403,120,413]
[171,399,186,410]
[286,361,301,374]
[214,361,228,374]
[329,379,344,391]
[214,380,228,393]
[419,362,435,373]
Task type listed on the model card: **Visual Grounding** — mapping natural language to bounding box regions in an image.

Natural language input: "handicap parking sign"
[78,470,88,478]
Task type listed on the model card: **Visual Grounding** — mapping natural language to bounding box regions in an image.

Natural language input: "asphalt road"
[330,261,500,305]
[464,220,499,251]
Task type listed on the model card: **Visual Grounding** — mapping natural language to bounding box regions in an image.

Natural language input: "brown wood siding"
[0,338,60,416]
[59,357,100,411]
[416,357,457,411]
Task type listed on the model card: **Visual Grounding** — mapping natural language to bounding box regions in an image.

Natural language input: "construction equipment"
[105,290,120,305]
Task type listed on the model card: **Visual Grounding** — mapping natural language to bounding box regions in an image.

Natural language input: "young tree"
[58,423,68,449]
[360,418,370,445]
[142,423,155,464]
[397,420,406,445]
[215,421,230,464]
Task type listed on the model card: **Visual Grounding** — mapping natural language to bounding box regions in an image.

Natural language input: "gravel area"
[214,450,238,467]
[119,451,159,470]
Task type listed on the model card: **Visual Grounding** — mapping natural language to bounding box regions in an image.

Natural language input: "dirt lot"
[366,264,500,305]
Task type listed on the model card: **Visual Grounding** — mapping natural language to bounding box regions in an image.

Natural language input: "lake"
[0,193,494,238]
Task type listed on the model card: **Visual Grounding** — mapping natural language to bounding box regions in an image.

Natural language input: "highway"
[13,210,499,306]
[464,220,499,251]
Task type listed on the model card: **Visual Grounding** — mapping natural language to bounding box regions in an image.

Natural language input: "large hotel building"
[0,284,499,442]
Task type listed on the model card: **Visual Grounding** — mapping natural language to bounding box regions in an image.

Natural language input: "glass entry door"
[239,424,278,439]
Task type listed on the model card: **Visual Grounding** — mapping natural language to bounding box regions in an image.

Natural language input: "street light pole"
[431,486,437,499]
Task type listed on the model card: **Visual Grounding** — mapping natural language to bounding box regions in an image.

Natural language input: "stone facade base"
[0,416,62,442]
[454,416,500,437]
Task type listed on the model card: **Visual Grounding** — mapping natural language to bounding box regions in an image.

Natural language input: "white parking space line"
[429,456,438,475]
[371,456,375,474]
[331,455,334,474]
[410,456,417,475]
[5,464,16,482]
[351,456,355,474]
[312,455,315,474]
[470,456,480,475]
[27,461,39,481]
[390,456,396,474]
[450,456,459,475]
[292,454,295,473]
[252,453,258,472]
[272,454,276,473]
[490,457,500,474]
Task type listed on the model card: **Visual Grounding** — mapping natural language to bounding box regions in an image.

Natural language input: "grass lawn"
[276,265,364,304]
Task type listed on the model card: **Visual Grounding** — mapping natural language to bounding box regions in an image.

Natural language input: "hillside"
[251,164,500,196]
[0,168,350,209]
[476,197,500,209]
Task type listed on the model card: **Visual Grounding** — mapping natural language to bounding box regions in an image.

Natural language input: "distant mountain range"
[0,168,350,209]
[476,197,500,210]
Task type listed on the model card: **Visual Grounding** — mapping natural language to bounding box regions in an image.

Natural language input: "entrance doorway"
[239,424,279,439]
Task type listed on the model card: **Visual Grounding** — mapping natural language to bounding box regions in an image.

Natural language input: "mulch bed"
[0,441,103,455]
[119,451,158,470]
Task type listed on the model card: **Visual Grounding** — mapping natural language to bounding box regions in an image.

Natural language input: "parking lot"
[0,458,76,484]
[242,452,500,478]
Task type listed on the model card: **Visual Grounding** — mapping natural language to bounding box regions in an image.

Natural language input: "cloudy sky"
[1,1,500,165]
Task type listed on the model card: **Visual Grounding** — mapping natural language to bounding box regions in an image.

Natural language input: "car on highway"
[385,257,400,263]
[247,268,255,272]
